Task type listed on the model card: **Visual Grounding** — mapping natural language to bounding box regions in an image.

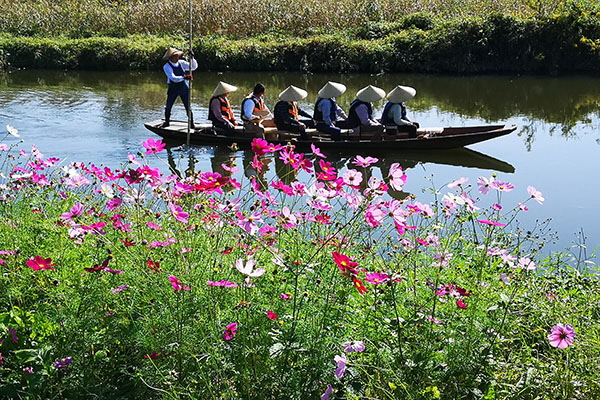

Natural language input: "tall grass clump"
[0,127,599,399]
[1,0,599,38]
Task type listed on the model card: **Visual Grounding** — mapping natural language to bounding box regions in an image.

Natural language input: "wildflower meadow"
[0,127,598,399]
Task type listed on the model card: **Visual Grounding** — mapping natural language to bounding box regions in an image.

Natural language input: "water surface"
[1,70,598,259]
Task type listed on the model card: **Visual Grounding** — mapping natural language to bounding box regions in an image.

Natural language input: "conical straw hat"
[356,85,386,102]
[317,81,346,99]
[212,81,238,97]
[163,47,184,60]
[386,85,416,103]
[278,85,308,102]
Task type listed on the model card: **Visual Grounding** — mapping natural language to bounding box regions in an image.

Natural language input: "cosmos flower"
[548,324,576,349]
[223,322,238,341]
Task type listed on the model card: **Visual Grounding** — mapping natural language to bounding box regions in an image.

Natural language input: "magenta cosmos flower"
[26,256,56,271]
[169,202,189,223]
[142,138,166,154]
[223,322,238,341]
[168,275,190,292]
[548,324,576,349]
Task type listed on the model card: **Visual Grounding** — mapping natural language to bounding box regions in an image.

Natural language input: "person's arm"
[298,107,312,119]
[394,103,413,125]
[163,63,184,83]
[335,103,348,120]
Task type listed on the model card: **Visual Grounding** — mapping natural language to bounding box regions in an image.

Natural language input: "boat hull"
[143,120,517,150]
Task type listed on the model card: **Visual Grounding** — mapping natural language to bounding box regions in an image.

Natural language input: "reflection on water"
[1,70,599,138]
[164,142,515,202]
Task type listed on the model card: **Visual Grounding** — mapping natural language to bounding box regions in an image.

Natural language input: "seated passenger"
[381,85,419,138]
[241,83,275,136]
[273,85,315,140]
[208,81,239,136]
[313,81,353,141]
[345,85,386,135]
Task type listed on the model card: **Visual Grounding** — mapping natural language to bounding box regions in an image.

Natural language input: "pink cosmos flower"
[517,257,536,270]
[168,275,190,292]
[251,138,273,155]
[280,293,290,300]
[142,138,166,154]
[266,310,278,320]
[353,155,378,168]
[169,203,189,223]
[519,203,529,211]
[426,315,443,326]
[492,203,502,211]
[364,271,390,285]
[334,354,347,378]
[477,176,494,195]
[236,212,263,235]
[26,256,56,271]
[311,143,326,158]
[111,284,129,293]
[223,322,238,341]
[221,163,239,173]
[321,385,333,400]
[448,177,468,188]
[64,174,91,188]
[548,324,575,349]
[206,280,239,288]
[343,341,365,353]
[60,203,84,222]
[106,198,122,210]
[147,222,162,230]
[527,186,544,204]
[491,180,515,192]
[9,327,18,343]
[127,154,141,165]
[477,219,506,227]
[388,163,407,191]
[342,169,363,187]
[53,357,72,369]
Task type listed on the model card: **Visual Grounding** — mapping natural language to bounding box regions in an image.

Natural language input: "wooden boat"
[144,119,517,150]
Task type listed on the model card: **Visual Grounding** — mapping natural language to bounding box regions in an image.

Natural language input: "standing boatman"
[161,47,198,128]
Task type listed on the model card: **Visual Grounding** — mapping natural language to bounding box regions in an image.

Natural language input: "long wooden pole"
[186,0,193,146]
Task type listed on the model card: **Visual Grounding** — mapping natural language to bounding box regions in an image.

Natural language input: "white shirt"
[163,58,198,84]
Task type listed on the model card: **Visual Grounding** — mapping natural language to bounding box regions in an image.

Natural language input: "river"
[0,70,599,263]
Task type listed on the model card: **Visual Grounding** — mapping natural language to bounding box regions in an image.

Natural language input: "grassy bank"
[0,131,599,399]
[0,2,599,73]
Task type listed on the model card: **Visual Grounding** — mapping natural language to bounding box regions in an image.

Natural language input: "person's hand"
[184,74,193,80]
[188,49,195,57]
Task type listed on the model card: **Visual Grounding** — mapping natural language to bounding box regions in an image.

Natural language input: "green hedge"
[0,11,598,74]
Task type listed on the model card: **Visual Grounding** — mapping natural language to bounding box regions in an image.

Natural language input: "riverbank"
[1,9,599,74]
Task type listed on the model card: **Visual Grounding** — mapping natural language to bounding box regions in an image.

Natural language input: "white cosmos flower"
[6,125,20,138]
[100,183,115,198]
[235,259,265,277]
